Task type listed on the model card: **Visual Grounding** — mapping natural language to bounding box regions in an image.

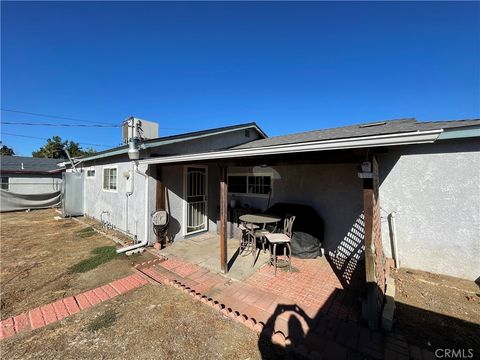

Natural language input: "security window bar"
[103,168,117,190]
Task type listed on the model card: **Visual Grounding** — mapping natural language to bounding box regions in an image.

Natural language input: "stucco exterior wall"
[378,139,480,280]
[81,158,156,244]
[3,174,62,194]
[227,164,364,258]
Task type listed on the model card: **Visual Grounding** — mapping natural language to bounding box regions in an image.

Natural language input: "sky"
[1,1,479,156]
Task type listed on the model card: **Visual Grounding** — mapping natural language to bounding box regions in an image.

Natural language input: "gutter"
[139,129,443,166]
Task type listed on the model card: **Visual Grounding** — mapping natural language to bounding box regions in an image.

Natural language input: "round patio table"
[238,213,282,261]
[239,213,281,226]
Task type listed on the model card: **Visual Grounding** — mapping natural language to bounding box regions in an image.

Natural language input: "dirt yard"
[0,209,155,319]
[394,267,480,352]
[1,285,283,360]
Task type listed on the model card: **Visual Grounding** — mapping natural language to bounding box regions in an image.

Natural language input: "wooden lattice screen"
[363,156,387,329]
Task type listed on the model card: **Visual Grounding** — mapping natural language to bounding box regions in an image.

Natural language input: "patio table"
[238,214,281,227]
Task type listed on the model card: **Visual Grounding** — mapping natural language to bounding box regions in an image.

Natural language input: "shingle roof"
[0,155,63,173]
[79,122,266,161]
[233,118,480,149]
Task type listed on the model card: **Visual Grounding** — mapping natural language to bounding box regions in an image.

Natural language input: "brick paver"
[1,274,150,340]
[138,254,428,360]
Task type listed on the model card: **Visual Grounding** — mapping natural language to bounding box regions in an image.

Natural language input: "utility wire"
[1,108,118,126]
[1,121,119,128]
[0,132,114,148]
[1,120,201,131]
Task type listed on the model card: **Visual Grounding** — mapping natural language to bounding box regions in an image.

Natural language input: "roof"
[78,122,267,162]
[233,118,480,149]
[139,117,479,166]
[0,156,64,174]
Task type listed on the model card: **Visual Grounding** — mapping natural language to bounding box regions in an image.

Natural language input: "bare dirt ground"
[0,209,154,319]
[393,267,480,352]
[1,284,283,360]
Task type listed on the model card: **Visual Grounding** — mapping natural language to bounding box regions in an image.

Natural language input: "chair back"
[283,215,296,238]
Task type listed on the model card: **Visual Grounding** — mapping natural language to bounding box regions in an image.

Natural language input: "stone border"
[0,274,149,340]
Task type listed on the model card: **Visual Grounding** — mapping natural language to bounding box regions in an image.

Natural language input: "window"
[86,169,95,178]
[103,167,117,191]
[228,175,272,196]
[1,177,8,191]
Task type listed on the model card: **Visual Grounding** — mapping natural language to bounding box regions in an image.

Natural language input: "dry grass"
[0,209,154,319]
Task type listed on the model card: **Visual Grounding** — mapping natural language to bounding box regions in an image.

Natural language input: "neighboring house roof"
[233,118,480,149]
[140,118,480,166]
[0,156,64,174]
[78,122,267,162]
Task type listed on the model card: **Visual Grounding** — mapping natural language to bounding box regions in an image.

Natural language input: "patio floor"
[158,233,271,281]
[143,235,372,355]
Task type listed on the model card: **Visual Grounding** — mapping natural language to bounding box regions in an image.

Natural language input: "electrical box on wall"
[124,170,133,194]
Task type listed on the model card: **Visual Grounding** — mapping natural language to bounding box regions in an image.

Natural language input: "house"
[77,117,480,282]
[77,122,267,241]
[0,155,64,212]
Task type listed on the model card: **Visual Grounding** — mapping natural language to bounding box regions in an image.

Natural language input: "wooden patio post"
[363,171,378,329]
[219,164,228,273]
[363,156,386,330]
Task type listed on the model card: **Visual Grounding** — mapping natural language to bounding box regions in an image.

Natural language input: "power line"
[1,108,118,126]
[0,132,114,148]
[1,121,119,128]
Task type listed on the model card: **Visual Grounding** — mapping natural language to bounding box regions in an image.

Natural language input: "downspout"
[125,161,135,235]
[116,161,149,254]
[388,212,400,269]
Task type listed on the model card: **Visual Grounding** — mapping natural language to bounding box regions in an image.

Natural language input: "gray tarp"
[0,189,61,212]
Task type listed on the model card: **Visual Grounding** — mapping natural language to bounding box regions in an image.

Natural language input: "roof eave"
[139,129,443,166]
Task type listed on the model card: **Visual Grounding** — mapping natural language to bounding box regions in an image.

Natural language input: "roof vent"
[359,121,387,128]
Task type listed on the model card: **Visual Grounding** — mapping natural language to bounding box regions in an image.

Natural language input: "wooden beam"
[219,164,228,273]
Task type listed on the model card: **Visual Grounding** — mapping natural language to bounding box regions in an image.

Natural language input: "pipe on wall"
[116,162,149,254]
[388,212,400,269]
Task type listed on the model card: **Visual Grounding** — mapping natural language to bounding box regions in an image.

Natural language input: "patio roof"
[139,128,443,166]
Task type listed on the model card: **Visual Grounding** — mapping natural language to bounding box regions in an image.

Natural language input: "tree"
[32,136,97,158]
[0,144,15,156]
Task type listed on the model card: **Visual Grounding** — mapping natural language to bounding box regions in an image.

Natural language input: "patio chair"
[265,215,296,275]
[238,222,259,255]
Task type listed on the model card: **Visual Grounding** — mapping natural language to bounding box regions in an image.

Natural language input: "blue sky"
[1,1,479,156]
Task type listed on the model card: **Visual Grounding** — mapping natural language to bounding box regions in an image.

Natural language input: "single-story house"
[0,155,64,211]
[75,117,479,282]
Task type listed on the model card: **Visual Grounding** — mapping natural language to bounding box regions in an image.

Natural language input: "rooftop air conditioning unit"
[122,117,159,144]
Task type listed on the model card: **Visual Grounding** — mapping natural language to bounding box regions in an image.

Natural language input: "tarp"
[264,203,324,259]
[0,189,61,212]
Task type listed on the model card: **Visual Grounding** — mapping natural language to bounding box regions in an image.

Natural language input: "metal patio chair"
[265,215,296,275]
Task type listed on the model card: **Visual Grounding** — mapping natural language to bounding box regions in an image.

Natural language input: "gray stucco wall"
[3,174,62,194]
[378,139,480,280]
[81,159,156,245]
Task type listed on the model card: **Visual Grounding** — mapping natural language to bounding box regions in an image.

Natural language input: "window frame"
[86,168,96,179]
[1,177,9,191]
[227,173,273,198]
[102,166,118,192]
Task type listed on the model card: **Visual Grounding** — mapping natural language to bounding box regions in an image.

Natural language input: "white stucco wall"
[378,139,480,280]
[81,159,156,244]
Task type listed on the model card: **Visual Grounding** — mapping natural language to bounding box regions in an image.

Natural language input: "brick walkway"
[0,274,149,340]
[138,255,434,360]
